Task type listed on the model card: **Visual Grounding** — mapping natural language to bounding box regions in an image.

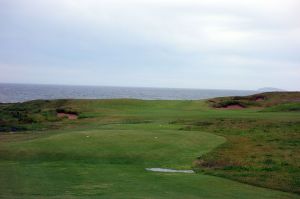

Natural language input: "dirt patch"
[222,105,245,109]
[57,113,78,120]
[255,96,265,102]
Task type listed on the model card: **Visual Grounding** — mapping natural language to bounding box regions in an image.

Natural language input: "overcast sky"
[0,0,299,90]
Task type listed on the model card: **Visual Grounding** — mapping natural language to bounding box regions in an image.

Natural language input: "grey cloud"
[0,0,299,90]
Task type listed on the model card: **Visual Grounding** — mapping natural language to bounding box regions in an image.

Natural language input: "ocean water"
[0,83,258,103]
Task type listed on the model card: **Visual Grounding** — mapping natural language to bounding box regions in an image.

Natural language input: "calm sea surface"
[0,83,259,103]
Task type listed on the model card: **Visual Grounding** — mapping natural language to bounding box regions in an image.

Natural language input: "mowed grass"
[0,128,297,199]
[0,94,300,198]
[1,129,225,168]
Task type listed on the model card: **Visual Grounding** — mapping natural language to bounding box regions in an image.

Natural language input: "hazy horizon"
[0,82,292,92]
[1,0,299,91]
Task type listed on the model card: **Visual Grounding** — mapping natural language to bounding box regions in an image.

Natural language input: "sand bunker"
[255,96,265,101]
[57,113,78,120]
[145,168,194,173]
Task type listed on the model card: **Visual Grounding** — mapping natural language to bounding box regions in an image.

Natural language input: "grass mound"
[262,102,300,112]
[0,100,81,132]
[209,92,300,109]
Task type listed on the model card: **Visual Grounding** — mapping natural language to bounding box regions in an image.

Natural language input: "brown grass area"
[190,119,300,194]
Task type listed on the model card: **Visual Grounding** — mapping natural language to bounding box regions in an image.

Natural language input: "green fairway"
[0,128,297,199]
[0,92,299,198]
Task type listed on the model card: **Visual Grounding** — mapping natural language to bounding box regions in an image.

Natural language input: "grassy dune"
[0,92,299,198]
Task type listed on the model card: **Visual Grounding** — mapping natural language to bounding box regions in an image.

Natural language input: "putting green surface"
[0,127,298,198]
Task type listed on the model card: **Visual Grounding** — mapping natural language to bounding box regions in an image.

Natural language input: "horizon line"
[0,82,293,92]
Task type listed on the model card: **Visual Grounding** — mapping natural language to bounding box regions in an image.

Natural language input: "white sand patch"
[146,168,194,173]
